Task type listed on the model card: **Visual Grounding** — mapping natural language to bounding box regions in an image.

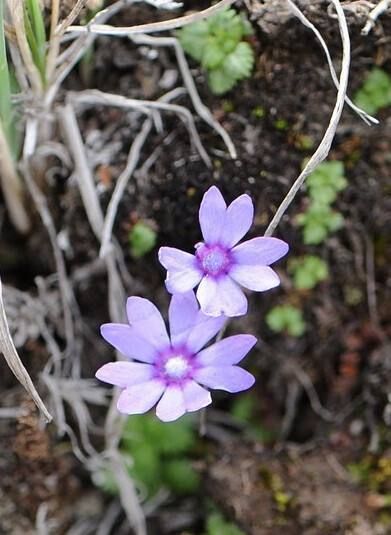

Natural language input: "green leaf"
[207,9,244,45]
[206,512,246,535]
[142,415,195,455]
[306,161,347,204]
[0,2,14,153]
[177,21,209,61]
[303,223,328,245]
[354,68,391,115]
[222,42,254,81]
[327,211,344,231]
[128,442,161,496]
[162,458,200,494]
[129,221,157,258]
[289,255,329,290]
[177,8,254,94]
[202,39,226,69]
[208,67,237,95]
[24,0,46,83]
[266,305,306,337]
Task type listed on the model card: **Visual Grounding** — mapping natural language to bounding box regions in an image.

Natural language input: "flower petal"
[232,237,289,265]
[100,324,157,363]
[220,194,254,248]
[117,380,165,415]
[230,265,280,291]
[95,361,153,388]
[165,268,203,294]
[159,246,198,271]
[159,247,203,294]
[196,334,257,367]
[182,381,212,412]
[126,297,169,349]
[199,186,226,244]
[185,312,226,353]
[194,366,255,393]
[169,291,199,345]
[156,386,186,422]
[196,275,248,317]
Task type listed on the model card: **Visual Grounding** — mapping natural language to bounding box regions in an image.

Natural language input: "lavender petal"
[155,386,186,422]
[232,237,289,265]
[159,247,203,293]
[100,324,157,363]
[196,334,257,367]
[126,297,169,349]
[230,264,280,291]
[183,380,212,412]
[199,186,226,244]
[95,361,153,388]
[220,194,254,248]
[196,275,248,317]
[168,291,199,346]
[194,366,255,393]
[117,380,165,415]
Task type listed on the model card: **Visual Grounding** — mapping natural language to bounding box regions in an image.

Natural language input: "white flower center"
[164,355,189,379]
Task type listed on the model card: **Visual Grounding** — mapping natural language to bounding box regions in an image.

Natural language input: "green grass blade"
[24,0,46,83]
[0,3,16,156]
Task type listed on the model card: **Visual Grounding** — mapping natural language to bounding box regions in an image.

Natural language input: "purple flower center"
[196,244,231,277]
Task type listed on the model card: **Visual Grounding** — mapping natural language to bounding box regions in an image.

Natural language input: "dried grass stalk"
[0,276,52,422]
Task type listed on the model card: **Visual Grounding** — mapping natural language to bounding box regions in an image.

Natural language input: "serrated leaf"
[208,68,237,95]
[208,9,243,44]
[222,42,254,81]
[177,21,209,62]
[202,39,225,69]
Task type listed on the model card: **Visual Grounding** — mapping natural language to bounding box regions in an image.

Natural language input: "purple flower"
[159,186,289,317]
[96,291,256,422]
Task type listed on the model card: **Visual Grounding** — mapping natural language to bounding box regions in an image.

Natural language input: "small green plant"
[297,160,347,245]
[288,255,329,290]
[128,221,157,258]
[266,304,306,337]
[306,161,347,204]
[94,414,199,498]
[206,511,246,535]
[177,8,254,95]
[354,67,391,115]
[297,202,344,245]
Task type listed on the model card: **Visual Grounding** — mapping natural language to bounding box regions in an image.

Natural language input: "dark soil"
[0,1,390,533]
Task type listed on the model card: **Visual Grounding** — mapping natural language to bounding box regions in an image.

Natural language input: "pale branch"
[286,0,378,125]
[362,0,390,34]
[66,0,236,36]
[130,33,237,158]
[0,277,52,422]
[265,0,352,237]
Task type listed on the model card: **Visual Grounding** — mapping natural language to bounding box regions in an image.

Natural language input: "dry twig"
[0,277,52,422]
[265,0,353,236]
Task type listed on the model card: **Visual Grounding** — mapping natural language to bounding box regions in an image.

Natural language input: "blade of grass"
[0,1,14,151]
[24,0,47,83]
